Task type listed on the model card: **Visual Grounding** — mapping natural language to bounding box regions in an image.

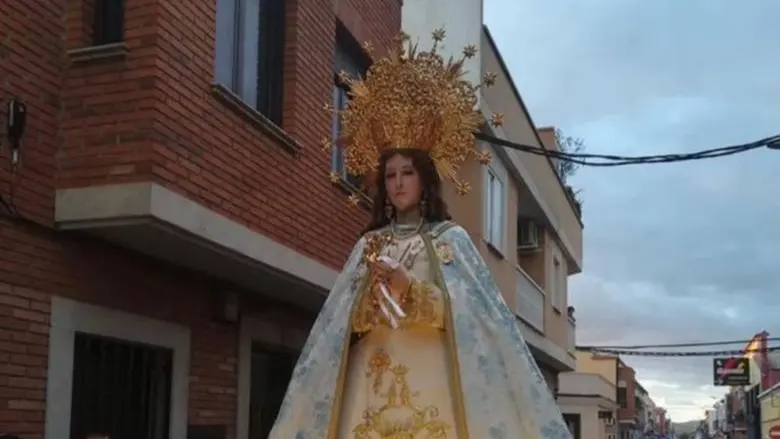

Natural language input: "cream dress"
[335,227,464,439]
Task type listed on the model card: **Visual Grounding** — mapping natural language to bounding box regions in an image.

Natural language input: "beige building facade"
[442,25,584,390]
[558,372,619,439]
[556,352,622,439]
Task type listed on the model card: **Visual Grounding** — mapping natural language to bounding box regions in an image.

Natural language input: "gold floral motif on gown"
[339,231,458,439]
[352,280,441,333]
[402,282,438,326]
[353,350,450,439]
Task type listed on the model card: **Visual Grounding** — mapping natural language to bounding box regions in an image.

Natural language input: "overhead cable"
[476,132,780,167]
[577,337,780,350]
[577,346,780,357]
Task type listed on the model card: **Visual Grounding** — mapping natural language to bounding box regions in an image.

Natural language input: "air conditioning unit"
[517,219,539,250]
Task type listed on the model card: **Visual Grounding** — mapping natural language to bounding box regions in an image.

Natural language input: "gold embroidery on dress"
[352,284,386,333]
[354,350,450,439]
[402,282,438,326]
[353,281,442,332]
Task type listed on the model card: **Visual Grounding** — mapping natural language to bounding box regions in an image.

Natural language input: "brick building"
[0,0,399,438]
[618,362,638,439]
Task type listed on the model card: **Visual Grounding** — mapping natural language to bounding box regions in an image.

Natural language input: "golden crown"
[323,29,504,206]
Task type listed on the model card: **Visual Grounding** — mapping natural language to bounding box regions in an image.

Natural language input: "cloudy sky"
[485,0,780,422]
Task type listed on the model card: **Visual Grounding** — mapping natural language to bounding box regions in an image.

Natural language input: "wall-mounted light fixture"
[5,98,26,165]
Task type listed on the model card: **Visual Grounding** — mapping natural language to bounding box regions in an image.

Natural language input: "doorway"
[563,413,581,439]
[247,343,297,439]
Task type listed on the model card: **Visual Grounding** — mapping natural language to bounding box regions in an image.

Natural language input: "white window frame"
[550,244,566,312]
[214,0,284,122]
[551,255,561,312]
[483,146,507,254]
[215,0,261,105]
[45,297,191,439]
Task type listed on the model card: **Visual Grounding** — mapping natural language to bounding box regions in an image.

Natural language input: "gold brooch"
[435,242,454,265]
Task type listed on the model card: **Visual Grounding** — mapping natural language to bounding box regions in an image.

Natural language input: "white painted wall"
[401,0,484,88]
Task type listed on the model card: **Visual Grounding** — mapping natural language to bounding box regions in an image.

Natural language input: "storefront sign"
[713,357,750,386]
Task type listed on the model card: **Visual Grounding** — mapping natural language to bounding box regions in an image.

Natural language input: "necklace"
[391,217,424,240]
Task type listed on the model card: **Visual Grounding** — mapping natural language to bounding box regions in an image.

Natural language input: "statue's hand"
[369,257,410,303]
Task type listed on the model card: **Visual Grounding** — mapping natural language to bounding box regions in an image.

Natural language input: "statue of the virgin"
[268,30,573,439]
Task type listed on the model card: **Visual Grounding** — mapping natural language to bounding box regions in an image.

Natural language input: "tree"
[553,128,585,183]
[553,128,585,213]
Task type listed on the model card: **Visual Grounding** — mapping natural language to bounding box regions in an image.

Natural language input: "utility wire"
[578,346,780,357]
[476,132,780,167]
[578,337,780,350]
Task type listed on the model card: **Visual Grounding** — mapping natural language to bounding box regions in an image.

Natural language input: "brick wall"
[0,0,400,437]
[618,364,637,422]
[57,0,401,268]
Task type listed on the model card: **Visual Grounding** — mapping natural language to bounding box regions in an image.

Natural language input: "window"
[248,343,297,439]
[92,0,125,45]
[331,84,362,188]
[552,256,563,311]
[45,297,190,439]
[215,0,286,125]
[549,244,567,312]
[618,387,628,408]
[563,413,581,439]
[70,333,173,439]
[484,156,506,252]
[331,25,370,188]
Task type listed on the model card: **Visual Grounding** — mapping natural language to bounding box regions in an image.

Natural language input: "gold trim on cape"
[326,273,371,439]
[421,231,471,439]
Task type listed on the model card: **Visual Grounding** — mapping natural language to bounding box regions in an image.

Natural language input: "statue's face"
[384,153,422,215]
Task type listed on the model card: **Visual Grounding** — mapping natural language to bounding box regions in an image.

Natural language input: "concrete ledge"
[518,318,577,372]
[55,183,338,308]
[557,395,619,410]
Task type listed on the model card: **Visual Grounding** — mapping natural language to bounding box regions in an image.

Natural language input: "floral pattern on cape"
[268,222,573,439]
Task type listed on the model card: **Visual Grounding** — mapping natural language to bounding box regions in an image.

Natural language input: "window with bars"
[92,0,125,45]
[69,332,173,439]
[215,0,286,125]
[330,24,370,189]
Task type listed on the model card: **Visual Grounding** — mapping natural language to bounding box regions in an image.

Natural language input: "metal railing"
[516,266,545,332]
[568,316,576,353]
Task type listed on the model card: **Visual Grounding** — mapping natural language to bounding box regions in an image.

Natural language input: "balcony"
[514,266,576,371]
[516,266,545,332]
[558,372,619,410]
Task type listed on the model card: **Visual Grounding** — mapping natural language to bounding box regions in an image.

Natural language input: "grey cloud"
[486,0,780,125]
[485,0,780,420]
